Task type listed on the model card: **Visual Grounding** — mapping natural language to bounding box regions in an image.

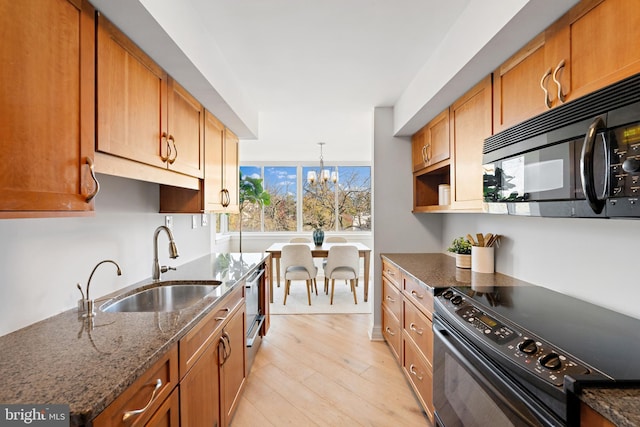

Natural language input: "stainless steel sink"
[100,281,222,313]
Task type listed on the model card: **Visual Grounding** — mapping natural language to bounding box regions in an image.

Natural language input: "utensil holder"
[471,246,494,273]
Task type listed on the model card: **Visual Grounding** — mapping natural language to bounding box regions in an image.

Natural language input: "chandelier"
[307,142,338,185]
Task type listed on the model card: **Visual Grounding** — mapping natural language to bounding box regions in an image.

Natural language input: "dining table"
[265,242,372,303]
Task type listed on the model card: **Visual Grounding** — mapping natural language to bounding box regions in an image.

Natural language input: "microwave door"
[580,117,609,214]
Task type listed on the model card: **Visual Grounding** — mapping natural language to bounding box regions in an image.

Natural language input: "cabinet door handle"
[552,59,566,104]
[218,337,227,365]
[385,295,396,303]
[409,323,424,335]
[386,269,395,276]
[85,157,100,202]
[167,135,177,164]
[122,378,162,422]
[160,132,170,163]
[421,145,427,163]
[540,67,552,109]
[385,326,395,336]
[409,364,424,381]
[220,189,230,207]
[410,290,424,300]
[223,330,231,360]
[425,143,431,161]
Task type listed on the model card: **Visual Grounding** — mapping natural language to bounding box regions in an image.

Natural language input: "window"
[229,164,370,233]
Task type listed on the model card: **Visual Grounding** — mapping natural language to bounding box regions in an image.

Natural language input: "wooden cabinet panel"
[166,80,204,178]
[382,259,400,287]
[204,110,225,210]
[180,336,221,427]
[580,401,615,427]
[493,34,550,132]
[402,334,434,423]
[402,273,434,319]
[146,388,179,427]
[93,345,179,427]
[382,302,401,361]
[220,304,247,426]
[403,299,434,369]
[223,128,240,211]
[554,0,640,101]
[96,13,167,170]
[383,276,402,321]
[412,109,450,172]
[450,75,492,210]
[0,0,96,217]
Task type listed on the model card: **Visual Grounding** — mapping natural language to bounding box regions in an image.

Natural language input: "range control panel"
[437,289,590,387]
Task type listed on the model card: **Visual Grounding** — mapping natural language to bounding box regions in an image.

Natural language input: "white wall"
[373,107,444,338]
[239,110,372,163]
[442,213,640,320]
[0,174,214,337]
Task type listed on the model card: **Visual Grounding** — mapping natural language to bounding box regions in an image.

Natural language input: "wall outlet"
[201,213,209,227]
[192,215,198,229]
[165,215,173,230]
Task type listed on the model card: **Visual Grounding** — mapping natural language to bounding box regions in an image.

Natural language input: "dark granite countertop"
[0,252,268,426]
[380,252,640,427]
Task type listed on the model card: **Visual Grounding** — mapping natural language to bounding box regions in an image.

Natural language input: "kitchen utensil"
[476,233,485,247]
[484,233,493,245]
[466,234,477,246]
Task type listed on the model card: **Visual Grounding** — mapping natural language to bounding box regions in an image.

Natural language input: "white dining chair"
[323,245,359,304]
[281,244,318,305]
[289,237,311,243]
[322,236,348,292]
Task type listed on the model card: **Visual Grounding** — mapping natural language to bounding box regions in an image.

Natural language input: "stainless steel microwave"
[482,73,640,218]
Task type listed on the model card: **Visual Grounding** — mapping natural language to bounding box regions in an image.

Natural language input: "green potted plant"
[238,171,271,252]
[447,236,472,269]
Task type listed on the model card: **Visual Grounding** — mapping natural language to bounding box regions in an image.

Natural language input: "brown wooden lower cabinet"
[93,345,179,427]
[402,332,434,421]
[580,402,615,427]
[380,256,435,425]
[145,388,180,427]
[93,284,246,427]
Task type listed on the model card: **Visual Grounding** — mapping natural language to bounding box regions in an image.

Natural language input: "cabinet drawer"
[93,344,179,427]
[382,276,402,321]
[179,285,244,378]
[382,303,401,362]
[403,299,434,368]
[403,273,433,319]
[402,337,434,423]
[382,259,400,287]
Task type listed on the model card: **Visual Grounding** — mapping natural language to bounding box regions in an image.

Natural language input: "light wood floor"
[231,314,431,426]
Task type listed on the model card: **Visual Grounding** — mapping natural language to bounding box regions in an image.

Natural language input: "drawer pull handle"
[386,296,396,303]
[409,323,424,335]
[385,327,395,336]
[122,378,162,422]
[386,269,395,276]
[411,290,424,300]
[215,307,231,321]
[409,364,424,381]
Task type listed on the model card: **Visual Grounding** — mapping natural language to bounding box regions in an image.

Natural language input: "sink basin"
[100,281,222,313]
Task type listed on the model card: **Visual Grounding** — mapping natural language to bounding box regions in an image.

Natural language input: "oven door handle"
[246,268,265,288]
[433,324,559,426]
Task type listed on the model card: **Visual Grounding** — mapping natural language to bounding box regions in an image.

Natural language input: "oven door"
[433,317,564,427]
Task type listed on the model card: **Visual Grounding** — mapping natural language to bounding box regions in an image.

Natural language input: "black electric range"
[433,284,640,426]
[449,284,640,382]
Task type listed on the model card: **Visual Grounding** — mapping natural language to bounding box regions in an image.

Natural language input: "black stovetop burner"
[449,284,640,382]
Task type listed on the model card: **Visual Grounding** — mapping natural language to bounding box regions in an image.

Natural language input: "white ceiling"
[186,0,471,113]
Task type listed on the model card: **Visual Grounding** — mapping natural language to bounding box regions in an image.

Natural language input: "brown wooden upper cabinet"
[204,111,239,212]
[494,0,640,133]
[0,0,98,218]
[96,13,204,179]
[159,111,239,213]
[450,75,492,210]
[412,109,450,172]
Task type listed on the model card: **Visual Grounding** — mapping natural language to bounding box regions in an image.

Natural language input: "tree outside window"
[230,164,370,233]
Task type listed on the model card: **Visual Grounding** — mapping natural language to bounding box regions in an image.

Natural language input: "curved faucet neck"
[86,259,122,301]
[153,226,179,281]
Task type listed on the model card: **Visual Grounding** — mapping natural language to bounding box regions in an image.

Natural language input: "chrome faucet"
[77,259,122,318]
[153,225,179,281]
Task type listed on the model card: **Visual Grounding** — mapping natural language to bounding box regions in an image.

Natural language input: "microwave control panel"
[608,122,640,216]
